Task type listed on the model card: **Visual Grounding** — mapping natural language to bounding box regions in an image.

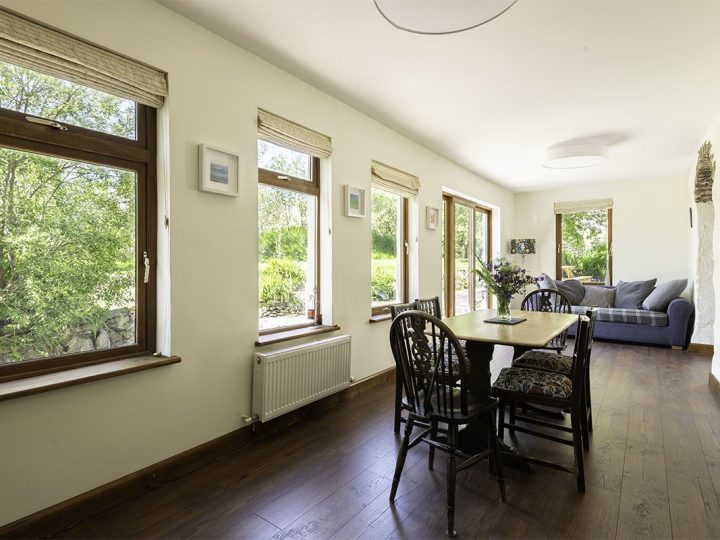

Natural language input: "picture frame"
[344,185,366,217]
[198,144,239,197]
[426,205,440,230]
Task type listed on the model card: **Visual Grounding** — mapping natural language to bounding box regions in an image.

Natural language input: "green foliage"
[259,259,305,312]
[371,189,398,258]
[0,62,136,363]
[259,226,308,262]
[371,265,396,302]
[561,210,609,281]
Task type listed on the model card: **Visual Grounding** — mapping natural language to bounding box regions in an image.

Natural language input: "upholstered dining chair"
[492,314,592,492]
[389,310,505,537]
[521,289,572,353]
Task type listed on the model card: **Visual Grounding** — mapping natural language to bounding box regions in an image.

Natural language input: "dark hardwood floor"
[49,341,720,539]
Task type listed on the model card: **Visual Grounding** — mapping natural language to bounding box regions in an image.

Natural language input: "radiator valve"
[241,414,258,424]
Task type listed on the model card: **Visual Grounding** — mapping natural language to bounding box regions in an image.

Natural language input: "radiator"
[252,334,352,422]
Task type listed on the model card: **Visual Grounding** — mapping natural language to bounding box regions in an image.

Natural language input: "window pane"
[0,61,137,140]
[258,184,316,330]
[0,147,137,364]
[473,210,489,310]
[561,209,609,283]
[454,205,471,315]
[257,140,312,181]
[371,188,402,307]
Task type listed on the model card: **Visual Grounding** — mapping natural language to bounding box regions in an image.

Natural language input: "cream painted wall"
[0,0,515,526]
[514,177,690,285]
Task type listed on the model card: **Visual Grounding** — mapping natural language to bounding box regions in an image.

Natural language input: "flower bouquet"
[474,258,537,320]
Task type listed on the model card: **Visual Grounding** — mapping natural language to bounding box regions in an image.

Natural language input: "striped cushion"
[493,367,573,399]
[571,305,668,327]
[512,350,572,375]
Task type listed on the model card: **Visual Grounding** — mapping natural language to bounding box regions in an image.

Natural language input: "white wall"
[0,0,515,526]
[514,177,690,285]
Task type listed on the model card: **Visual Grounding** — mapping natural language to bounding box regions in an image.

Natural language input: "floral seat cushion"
[512,350,572,375]
[493,367,573,399]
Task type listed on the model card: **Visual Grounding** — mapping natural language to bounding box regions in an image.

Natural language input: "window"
[0,61,156,381]
[442,194,492,316]
[371,187,408,315]
[258,140,320,333]
[555,200,613,285]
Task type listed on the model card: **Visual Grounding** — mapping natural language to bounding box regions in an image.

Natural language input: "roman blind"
[371,160,420,197]
[0,8,168,107]
[257,108,333,159]
[554,198,613,214]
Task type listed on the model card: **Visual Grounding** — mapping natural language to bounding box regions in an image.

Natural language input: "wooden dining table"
[442,308,578,456]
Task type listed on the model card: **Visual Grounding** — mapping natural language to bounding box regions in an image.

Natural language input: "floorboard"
[31,342,720,539]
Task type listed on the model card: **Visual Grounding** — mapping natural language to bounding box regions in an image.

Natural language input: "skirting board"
[710,372,720,402]
[0,367,396,538]
[689,343,714,354]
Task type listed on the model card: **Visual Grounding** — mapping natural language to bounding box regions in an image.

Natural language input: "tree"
[561,210,609,280]
[0,62,136,362]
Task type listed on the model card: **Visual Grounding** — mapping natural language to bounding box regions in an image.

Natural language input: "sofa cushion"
[642,279,688,311]
[580,286,616,308]
[615,279,657,309]
[538,273,558,292]
[556,279,585,305]
[571,305,668,326]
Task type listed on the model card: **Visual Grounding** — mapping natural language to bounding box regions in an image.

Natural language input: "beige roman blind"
[371,160,420,197]
[554,198,613,214]
[257,108,333,159]
[0,8,167,107]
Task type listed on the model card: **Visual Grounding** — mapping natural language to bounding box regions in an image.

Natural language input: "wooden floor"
[51,341,720,539]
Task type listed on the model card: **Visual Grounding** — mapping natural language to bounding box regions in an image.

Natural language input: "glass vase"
[496,294,512,321]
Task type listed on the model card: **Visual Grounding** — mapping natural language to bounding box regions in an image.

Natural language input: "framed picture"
[426,205,440,230]
[344,185,366,217]
[198,144,239,197]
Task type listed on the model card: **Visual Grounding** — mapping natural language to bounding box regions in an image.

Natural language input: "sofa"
[538,274,694,349]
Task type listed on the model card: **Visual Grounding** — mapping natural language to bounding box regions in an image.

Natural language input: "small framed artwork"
[344,185,366,218]
[426,206,440,230]
[198,144,239,197]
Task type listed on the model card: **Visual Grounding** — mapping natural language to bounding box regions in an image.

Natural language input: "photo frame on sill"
[426,205,440,230]
[198,144,239,197]
[344,185,366,217]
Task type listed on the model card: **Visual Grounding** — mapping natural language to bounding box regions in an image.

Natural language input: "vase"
[496,294,512,321]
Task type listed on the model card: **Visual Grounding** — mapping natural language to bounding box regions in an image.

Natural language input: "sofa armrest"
[666,298,695,348]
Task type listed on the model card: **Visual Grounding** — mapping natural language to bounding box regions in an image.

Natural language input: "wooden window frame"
[442,194,493,317]
[555,208,613,285]
[258,155,321,336]
[370,190,409,317]
[0,104,157,383]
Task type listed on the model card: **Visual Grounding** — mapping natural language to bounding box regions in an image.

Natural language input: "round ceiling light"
[544,143,609,169]
[373,0,519,35]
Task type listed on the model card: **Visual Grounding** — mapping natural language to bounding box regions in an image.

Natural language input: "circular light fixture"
[544,143,609,169]
[373,0,519,35]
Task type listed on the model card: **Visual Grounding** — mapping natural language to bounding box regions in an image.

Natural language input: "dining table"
[442,308,578,458]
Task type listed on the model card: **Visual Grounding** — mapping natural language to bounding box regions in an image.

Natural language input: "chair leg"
[394,372,402,434]
[570,407,585,493]
[429,418,438,471]
[446,425,458,537]
[390,417,414,503]
[488,410,506,502]
[585,366,593,432]
[497,398,506,441]
[508,400,517,434]
[579,389,590,452]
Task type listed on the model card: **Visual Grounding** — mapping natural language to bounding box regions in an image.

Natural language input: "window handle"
[26,116,68,131]
[143,251,150,284]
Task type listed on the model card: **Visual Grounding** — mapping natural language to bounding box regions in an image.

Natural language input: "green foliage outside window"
[561,210,609,281]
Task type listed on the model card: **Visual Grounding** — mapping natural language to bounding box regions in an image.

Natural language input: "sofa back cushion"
[615,279,657,309]
[642,279,688,311]
[556,279,586,305]
[538,273,558,292]
[580,285,616,308]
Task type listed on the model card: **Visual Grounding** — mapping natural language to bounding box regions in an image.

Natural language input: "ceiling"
[159,0,720,192]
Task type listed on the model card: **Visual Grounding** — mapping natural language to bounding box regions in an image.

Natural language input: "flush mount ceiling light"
[373,0,519,35]
[544,143,609,169]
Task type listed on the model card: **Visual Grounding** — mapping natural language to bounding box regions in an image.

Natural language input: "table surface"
[442,309,578,348]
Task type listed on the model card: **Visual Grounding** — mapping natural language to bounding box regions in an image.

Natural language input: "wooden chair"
[415,296,442,318]
[512,308,598,442]
[389,310,506,537]
[492,314,592,491]
[521,289,572,353]
[391,301,418,433]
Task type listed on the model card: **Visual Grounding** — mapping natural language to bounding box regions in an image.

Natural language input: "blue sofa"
[567,298,694,349]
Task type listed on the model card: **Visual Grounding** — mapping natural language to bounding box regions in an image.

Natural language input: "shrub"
[259,259,305,313]
[371,265,396,302]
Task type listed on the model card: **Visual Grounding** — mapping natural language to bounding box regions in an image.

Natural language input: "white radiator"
[252,334,352,422]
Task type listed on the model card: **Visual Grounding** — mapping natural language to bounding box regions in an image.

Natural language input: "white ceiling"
[159,0,720,192]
